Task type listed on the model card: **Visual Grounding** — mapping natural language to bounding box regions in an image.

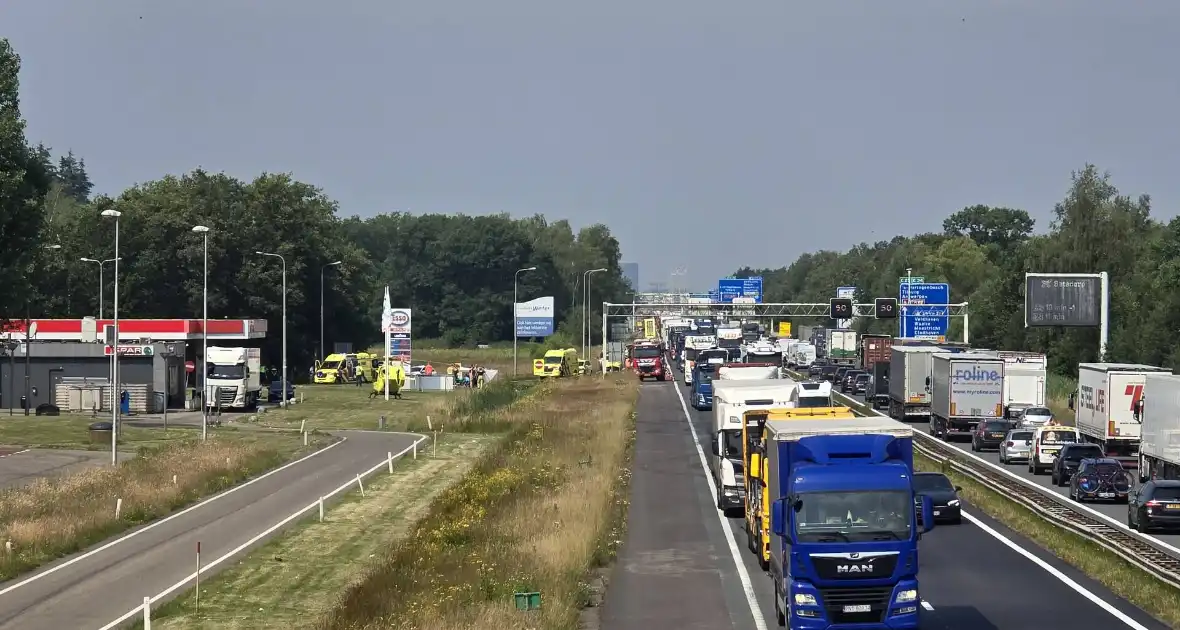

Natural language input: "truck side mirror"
[710,433,719,457]
[920,495,936,533]
[1068,392,1076,411]
[771,499,785,536]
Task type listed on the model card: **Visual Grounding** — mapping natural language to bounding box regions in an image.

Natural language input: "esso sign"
[390,311,410,326]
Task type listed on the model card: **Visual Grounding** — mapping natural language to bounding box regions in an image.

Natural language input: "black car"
[1069,457,1131,503]
[1128,480,1180,533]
[971,419,1014,452]
[1051,443,1106,487]
[833,367,850,384]
[853,373,870,395]
[840,370,865,393]
[913,472,962,524]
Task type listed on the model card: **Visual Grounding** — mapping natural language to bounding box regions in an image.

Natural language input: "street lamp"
[79,257,122,318]
[512,266,537,376]
[320,261,342,360]
[256,251,288,409]
[100,209,121,466]
[583,268,606,364]
[192,226,211,440]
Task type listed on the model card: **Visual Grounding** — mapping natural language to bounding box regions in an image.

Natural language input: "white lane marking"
[921,600,934,611]
[98,434,429,630]
[0,434,350,598]
[0,448,30,459]
[671,381,769,630]
[962,511,1149,629]
[820,386,1151,629]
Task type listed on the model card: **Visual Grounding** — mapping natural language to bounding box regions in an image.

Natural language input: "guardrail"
[783,369,1180,590]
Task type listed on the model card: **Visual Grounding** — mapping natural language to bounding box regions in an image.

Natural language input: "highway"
[829,383,1180,552]
[600,376,1171,630]
[0,430,422,630]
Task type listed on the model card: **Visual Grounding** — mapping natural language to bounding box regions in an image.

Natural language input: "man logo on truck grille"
[1126,384,1144,411]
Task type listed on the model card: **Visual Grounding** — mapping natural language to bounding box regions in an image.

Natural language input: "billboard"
[717,277,763,303]
[515,296,555,337]
[836,286,856,329]
[1024,273,1102,327]
[899,282,950,340]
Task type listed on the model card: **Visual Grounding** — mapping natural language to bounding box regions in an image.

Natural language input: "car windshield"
[912,475,954,492]
[1065,447,1103,461]
[856,374,869,381]
[320,360,341,370]
[793,490,912,541]
[1151,487,1180,501]
[633,347,660,359]
[1010,431,1034,441]
[1040,430,1077,444]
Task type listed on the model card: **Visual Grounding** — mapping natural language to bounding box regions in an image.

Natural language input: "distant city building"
[621,262,639,291]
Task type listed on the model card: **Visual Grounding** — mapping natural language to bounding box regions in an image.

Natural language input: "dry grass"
[914,452,1180,627]
[145,434,500,629]
[317,375,639,630]
[0,429,332,580]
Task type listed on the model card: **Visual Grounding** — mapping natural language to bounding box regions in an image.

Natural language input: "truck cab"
[205,346,262,410]
[631,342,666,381]
[767,419,935,628]
[691,363,718,409]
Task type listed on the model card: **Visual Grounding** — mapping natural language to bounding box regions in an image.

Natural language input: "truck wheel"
[746,521,756,553]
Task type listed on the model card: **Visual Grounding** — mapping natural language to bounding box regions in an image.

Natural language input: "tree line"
[0,39,631,372]
[735,164,1176,378]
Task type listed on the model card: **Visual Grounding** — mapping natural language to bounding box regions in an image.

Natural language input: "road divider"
[786,369,1180,590]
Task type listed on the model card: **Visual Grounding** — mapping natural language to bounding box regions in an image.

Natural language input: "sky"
[4,1,1180,292]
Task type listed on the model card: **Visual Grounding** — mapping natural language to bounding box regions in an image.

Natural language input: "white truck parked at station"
[1139,372,1180,481]
[1071,363,1171,460]
[710,379,795,514]
[205,346,262,410]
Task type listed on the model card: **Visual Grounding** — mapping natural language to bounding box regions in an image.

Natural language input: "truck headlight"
[895,589,918,603]
[793,593,817,606]
[947,499,960,507]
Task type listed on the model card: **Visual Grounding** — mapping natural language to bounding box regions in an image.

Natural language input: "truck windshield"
[320,360,341,370]
[722,430,743,458]
[544,355,564,364]
[748,353,782,365]
[684,348,699,361]
[794,490,912,541]
[633,347,661,359]
[794,396,831,408]
[208,364,245,379]
[718,338,741,349]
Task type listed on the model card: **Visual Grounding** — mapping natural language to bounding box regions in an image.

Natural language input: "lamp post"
[23,245,62,416]
[320,261,342,360]
[512,266,537,376]
[256,251,287,408]
[79,257,122,318]
[192,226,211,440]
[583,268,606,363]
[101,209,121,466]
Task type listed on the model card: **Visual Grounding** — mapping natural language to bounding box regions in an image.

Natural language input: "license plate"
[843,604,871,613]
[991,433,1004,438]
[1167,504,1180,510]
[933,510,941,516]
[1099,493,1114,498]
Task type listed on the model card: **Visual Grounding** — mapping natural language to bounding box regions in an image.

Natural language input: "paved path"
[0,449,135,490]
[0,430,423,630]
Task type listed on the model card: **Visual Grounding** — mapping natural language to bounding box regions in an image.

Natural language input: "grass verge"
[0,415,198,450]
[256,378,536,434]
[318,375,639,630]
[914,452,1180,627]
[143,433,501,629]
[1046,373,1076,425]
[0,428,333,580]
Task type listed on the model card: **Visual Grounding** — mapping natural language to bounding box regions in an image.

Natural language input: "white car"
[1019,406,1054,428]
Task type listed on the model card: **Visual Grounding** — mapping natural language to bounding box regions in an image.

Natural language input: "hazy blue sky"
[4,1,1179,291]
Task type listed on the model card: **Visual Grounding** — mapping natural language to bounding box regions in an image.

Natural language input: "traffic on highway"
[605,312,1175,630]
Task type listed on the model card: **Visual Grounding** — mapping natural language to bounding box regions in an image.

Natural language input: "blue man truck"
[766,417,934,628]
[691,362,718,410]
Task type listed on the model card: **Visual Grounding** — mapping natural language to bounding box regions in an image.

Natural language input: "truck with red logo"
[1069,363,1171,461]
[630,341,667,381]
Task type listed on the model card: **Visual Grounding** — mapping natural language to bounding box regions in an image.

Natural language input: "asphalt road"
[0,449,135,490]
[600,371,1170,629]
[0,430,421,630]
[827,382,1180,553]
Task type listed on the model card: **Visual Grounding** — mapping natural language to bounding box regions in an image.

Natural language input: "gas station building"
[0,318,267,414]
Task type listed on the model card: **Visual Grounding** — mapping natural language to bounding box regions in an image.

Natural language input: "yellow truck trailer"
[741,406,861,570]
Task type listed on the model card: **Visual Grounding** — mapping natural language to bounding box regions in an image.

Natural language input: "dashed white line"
[670,381,769,630]
[921,600,935,611]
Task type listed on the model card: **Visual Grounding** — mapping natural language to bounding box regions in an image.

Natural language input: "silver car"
[999,428,1035,464]
[1019,406,1054,428]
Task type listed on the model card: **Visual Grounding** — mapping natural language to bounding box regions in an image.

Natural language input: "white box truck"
[205,346,262,410]
[1139,373,1180,481]
[719,364,780,380]
[992,351,1047,419]
[1071,363,1171,460]
[710,380,795,514]
[930,353,1005,440]
[888,346,949,421]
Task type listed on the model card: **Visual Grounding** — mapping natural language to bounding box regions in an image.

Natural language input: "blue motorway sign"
[718,277,763,303]
[899,282,950,339]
